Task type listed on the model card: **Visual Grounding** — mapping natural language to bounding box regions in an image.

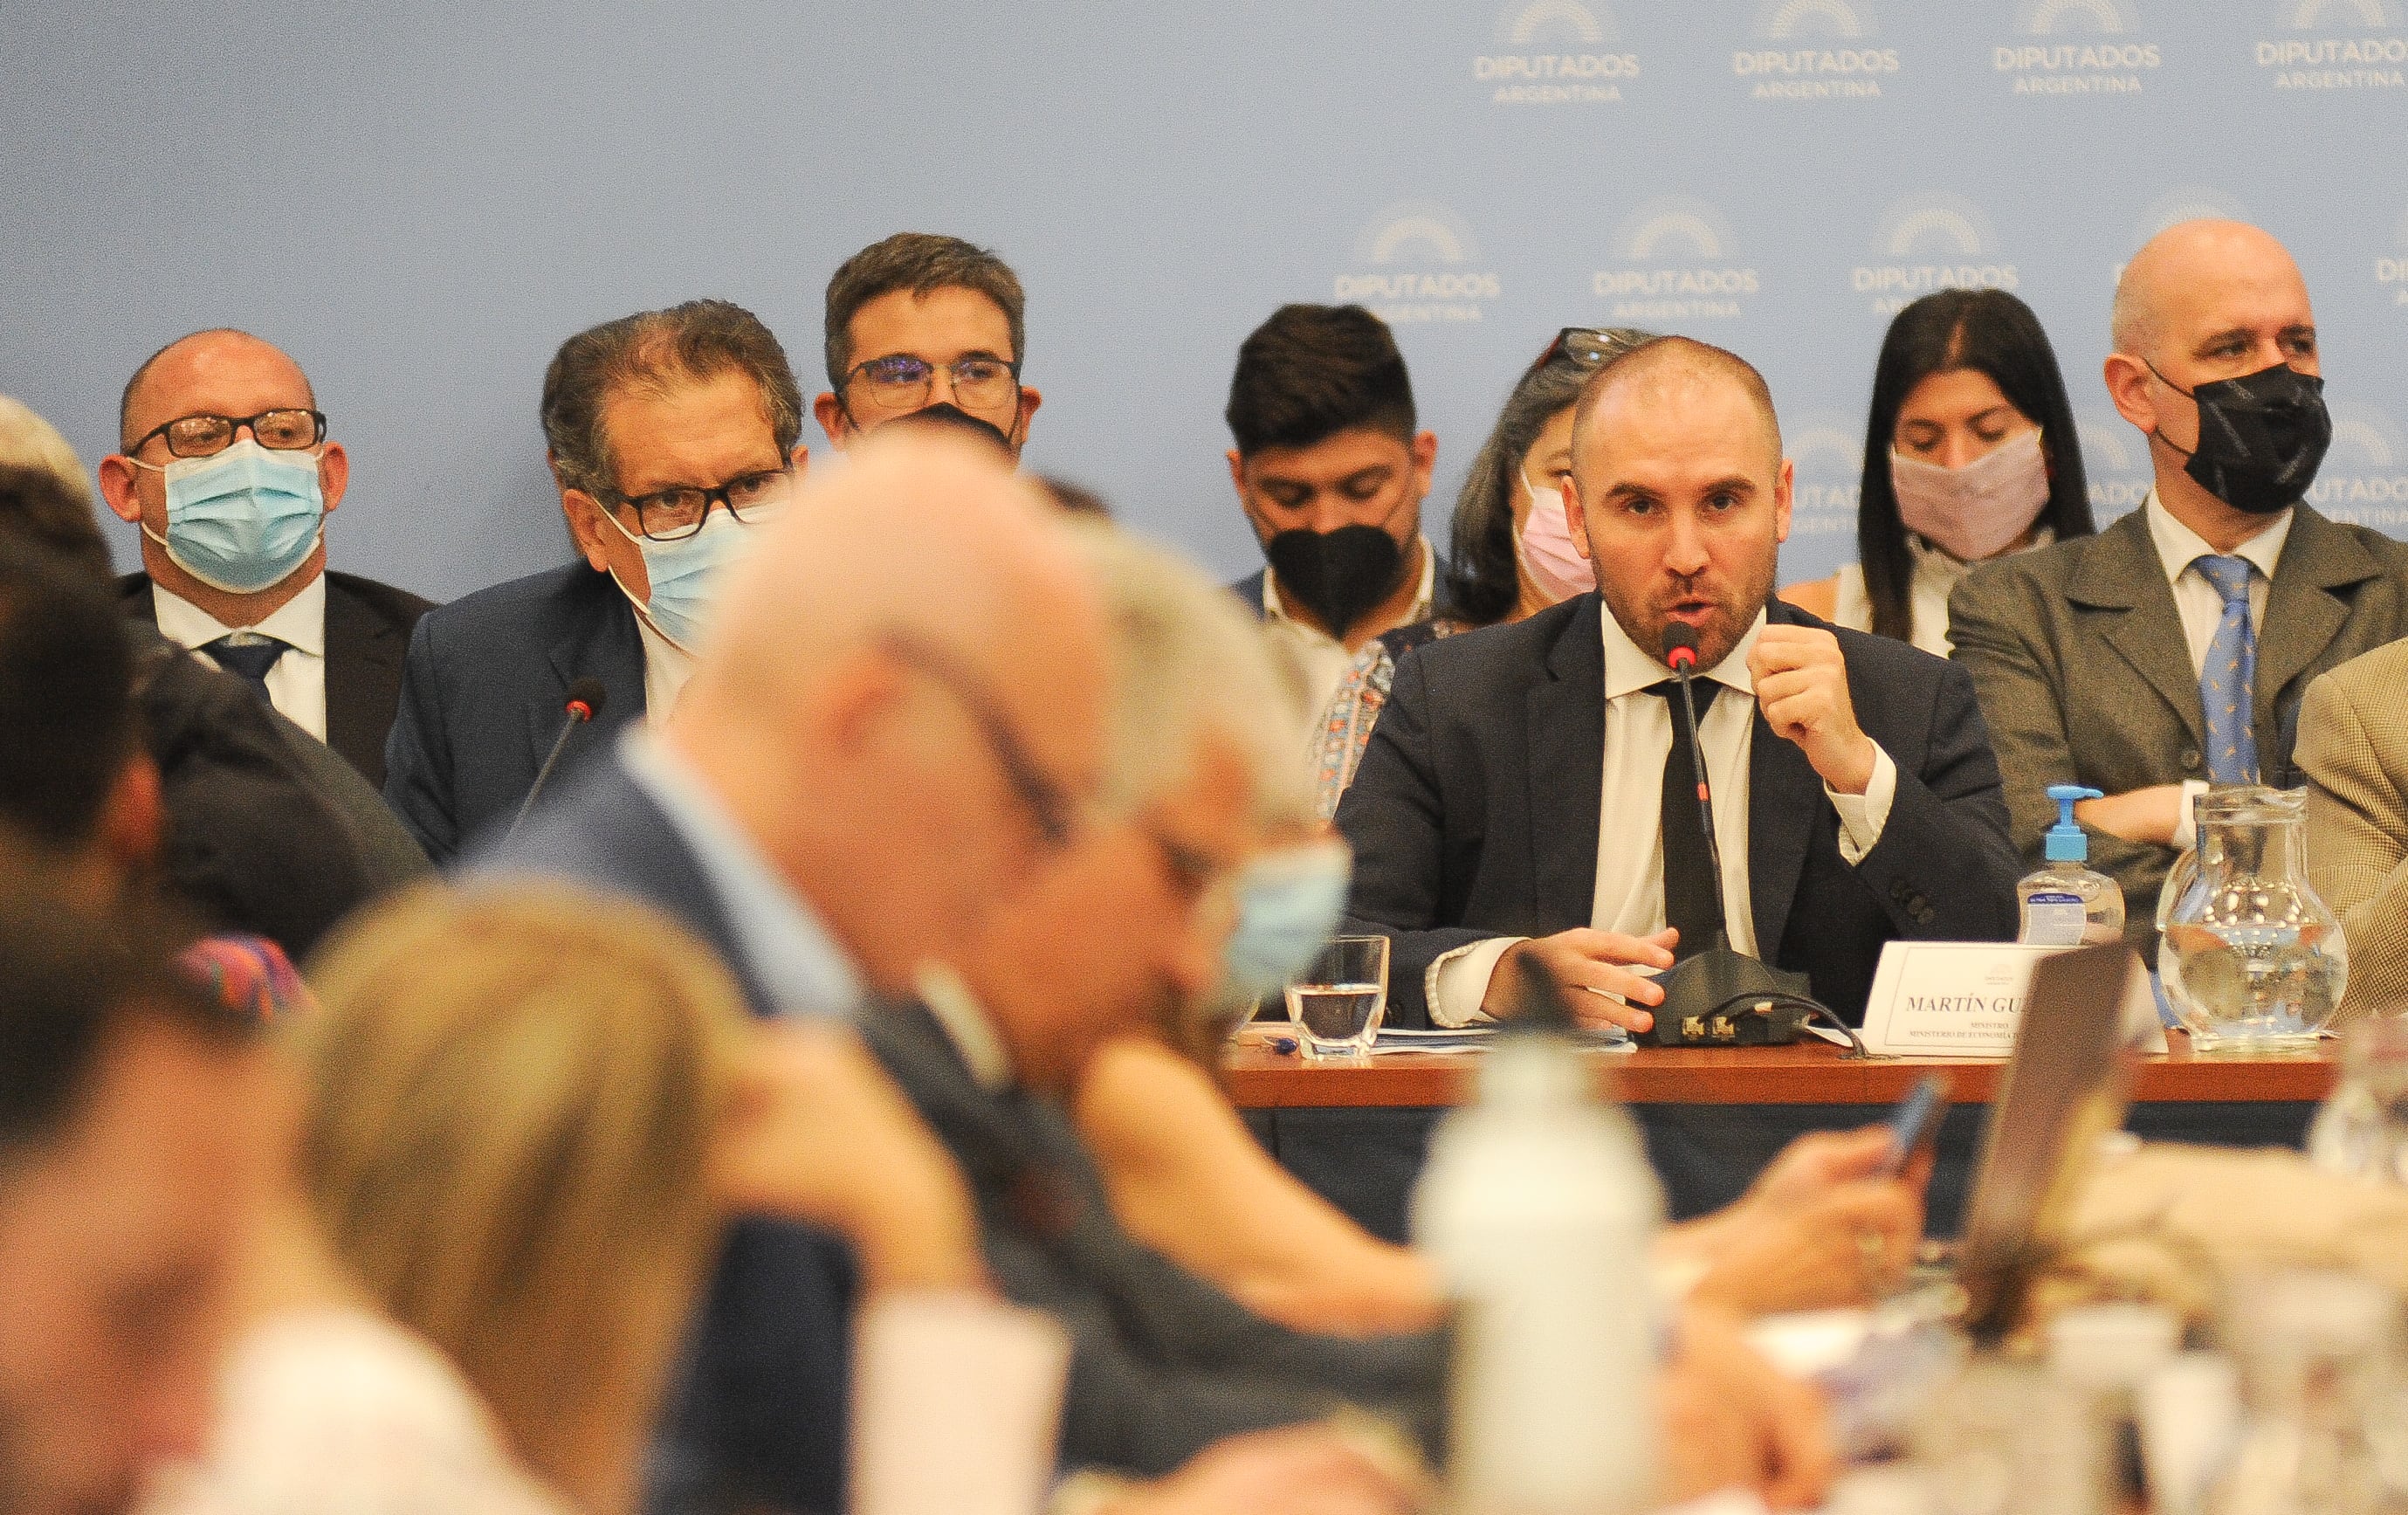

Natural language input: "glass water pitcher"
[2157,787,2349,1051]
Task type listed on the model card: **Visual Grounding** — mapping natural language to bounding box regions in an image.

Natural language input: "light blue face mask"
[137,438,326,594]
[601,501,779,652]
[1221,838,1354,999]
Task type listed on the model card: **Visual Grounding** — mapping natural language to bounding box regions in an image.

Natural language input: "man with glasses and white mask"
[99,330,434,789]
[383,299,806,862]
[813,232,1042,458]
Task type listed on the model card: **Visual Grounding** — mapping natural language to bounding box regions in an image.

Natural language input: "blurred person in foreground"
[479,435,1419,1515]
[0,517,416,961]
[144,882,996,1515]
[1950,219,2408,947]
[905,525,1837,1509]
[0,885,278,1515]
[1782,288,2094,656]
[2297,642,2408,1021]
[1313,327,1655,818]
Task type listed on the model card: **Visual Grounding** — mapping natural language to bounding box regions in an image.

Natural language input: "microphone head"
[565,677,609,721]
[1661,622,1701,671]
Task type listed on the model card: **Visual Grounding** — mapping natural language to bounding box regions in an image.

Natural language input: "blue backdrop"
[4,0,2405,601]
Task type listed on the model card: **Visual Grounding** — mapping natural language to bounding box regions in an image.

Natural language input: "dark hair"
[0,463,114,589]
[540,300,803,499]
[1035,476,1112,519]
[0,885,255,1153]
[0,539,138,852]
[1857,289,2095,644]
[1446,329,1657,625]
[823,233,1027,391]
[1224,305,1415,458]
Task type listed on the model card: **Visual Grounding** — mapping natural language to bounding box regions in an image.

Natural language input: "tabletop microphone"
[508,678,608,840]
[1640,623,1826,1048]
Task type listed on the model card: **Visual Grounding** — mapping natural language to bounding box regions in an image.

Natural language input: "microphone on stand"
[507,678,609,840]
[1639,624,1827,1048]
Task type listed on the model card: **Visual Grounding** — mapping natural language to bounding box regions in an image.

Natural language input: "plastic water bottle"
[1412,1017,1662,1515]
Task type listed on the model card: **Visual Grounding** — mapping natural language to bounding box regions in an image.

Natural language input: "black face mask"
[1264,526,1407,639]
[883,401,1015,455]
[2150,360,2331,516]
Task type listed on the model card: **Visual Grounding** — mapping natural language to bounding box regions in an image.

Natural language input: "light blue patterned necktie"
[2194,554,2259,785]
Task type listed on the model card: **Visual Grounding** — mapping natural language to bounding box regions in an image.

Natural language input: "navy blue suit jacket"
[1336,595,2021,1028]
[383,563,645,862]
[473,753,856,1515]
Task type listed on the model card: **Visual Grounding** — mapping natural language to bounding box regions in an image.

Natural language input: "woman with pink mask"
[1311,327,1655,817]
[1785,289,2095,654]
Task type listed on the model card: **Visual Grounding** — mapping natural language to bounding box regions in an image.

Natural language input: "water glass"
[1286,935,1389,1057]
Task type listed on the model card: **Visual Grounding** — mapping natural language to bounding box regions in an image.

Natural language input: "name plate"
[1859,942,2169,1057]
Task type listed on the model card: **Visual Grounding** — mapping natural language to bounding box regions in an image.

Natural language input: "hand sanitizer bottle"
[2019,784,2126,947]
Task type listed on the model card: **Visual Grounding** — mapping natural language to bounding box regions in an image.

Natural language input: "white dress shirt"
[2143,490,2292,849]
[633,614,698,729]
[1262,537,1435,719]
[151,574,328,740]
[915,962,1015,1091]
[1828,527,2055,658]
[1428,608,1899,1027]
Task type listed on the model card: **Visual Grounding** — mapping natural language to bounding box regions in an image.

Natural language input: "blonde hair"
[0,396,95,508]
[1065,521,1316,830]
[295,882,746,1491]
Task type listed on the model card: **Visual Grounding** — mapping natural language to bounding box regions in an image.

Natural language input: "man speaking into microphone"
[1336,336,2020,1030]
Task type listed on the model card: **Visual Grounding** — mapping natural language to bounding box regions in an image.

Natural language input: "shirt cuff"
[1428,936,1524,1028]
[2172,779,2209,850]
[1827,742,1898,864]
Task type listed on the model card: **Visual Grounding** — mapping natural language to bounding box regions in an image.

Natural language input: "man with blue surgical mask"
[99,330,433,788]
[382,299,807,862]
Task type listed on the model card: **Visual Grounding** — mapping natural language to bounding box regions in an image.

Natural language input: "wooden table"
[1226,1036,2343,1109]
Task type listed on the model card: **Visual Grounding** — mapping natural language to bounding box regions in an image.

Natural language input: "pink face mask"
[1517,471,1597,603]
[1888,428,2051,563]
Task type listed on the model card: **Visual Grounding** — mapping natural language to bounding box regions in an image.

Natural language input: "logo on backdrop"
[2078,409,2152,521]
[1992,0,2162,95]
[1851,193,2018,315]
[2306,402,2408,528]
[1332,203,1503,325]
[1476,0,1640,105]
[1734,0,1901,100]
[2255,0,2405,90]
[1786,417,1863,538]
[1591,198,1759,323]
[2382,204,2408,307]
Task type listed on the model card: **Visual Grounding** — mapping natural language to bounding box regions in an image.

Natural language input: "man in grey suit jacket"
[1949,220,2408,947]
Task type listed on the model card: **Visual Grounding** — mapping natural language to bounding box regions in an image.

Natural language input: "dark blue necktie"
[2193,555,2259,785]
[203,634,289,708]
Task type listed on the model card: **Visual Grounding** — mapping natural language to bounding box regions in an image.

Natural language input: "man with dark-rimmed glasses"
[382,298,808,861]
[99,328,434,787]
[814,232,1042,458]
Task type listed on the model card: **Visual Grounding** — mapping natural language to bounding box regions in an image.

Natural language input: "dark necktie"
[1648,678,1723,961]
[203,634,289,708]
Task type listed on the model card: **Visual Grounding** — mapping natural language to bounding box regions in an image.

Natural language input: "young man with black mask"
[1950,218,2408,946]
[1224,305,1442,715]
[815,233,1037,460]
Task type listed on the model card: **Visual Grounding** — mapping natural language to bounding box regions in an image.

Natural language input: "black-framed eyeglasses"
[1527,327,1657,377]
[128,409,327,459]
[877,630,1075,849]
[600,465,795,541]
[843,353,1022,415]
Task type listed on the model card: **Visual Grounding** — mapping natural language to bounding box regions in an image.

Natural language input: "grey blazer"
[2297,641,2408,1022]
[1948,503,2408,948]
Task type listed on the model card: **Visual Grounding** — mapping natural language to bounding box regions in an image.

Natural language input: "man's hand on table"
[1484,927,1680,1032]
